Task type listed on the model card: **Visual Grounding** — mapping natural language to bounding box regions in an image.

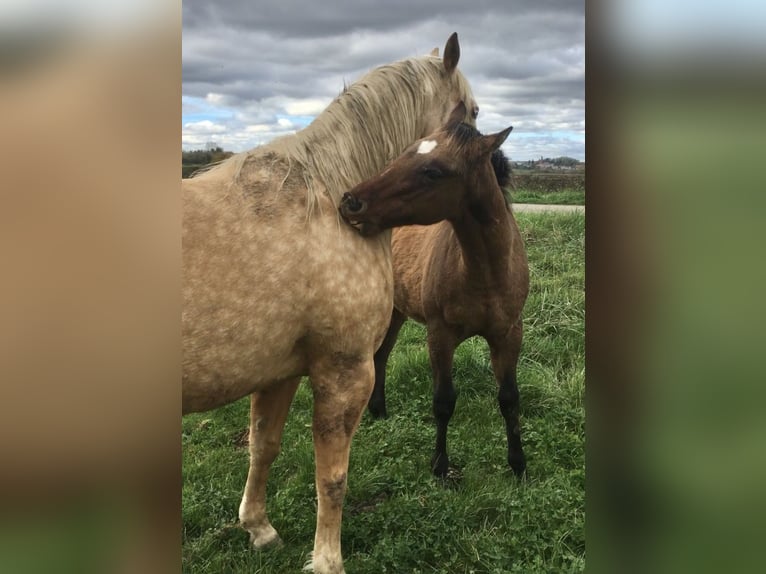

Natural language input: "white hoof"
[245,524,282,549]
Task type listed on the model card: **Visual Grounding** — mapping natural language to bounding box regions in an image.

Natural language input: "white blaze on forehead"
[417,140,438,154]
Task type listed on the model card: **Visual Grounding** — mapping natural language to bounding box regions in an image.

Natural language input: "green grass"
[511,189,585,205]
[182,212,585,573]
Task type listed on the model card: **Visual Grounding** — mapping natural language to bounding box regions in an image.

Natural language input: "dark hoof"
[509,452,526,478]
[431,453,449,478]
[367,401,388,419]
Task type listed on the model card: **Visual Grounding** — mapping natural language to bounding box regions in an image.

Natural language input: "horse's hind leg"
[427,326,458,478]
[489,321,526,477]
[308,355,375,574]
[368,308,407,419]
[239,377,300,548]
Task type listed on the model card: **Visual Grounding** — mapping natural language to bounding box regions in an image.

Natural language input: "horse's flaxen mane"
[202,55,474,218]
[448,122,515,206]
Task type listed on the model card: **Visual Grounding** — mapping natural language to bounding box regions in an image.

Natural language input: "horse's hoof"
[431,454,449,478]
[367,406,388,419]
[248,528,283,550]
[509,453,526,478]
[367,400,388,419]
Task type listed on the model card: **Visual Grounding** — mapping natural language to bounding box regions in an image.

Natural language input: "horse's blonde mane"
[202,55,474,218]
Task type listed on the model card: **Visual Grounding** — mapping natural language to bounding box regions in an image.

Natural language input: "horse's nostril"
[341,193,366,214]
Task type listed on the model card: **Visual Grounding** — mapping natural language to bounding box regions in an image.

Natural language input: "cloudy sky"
[182,1,584,162]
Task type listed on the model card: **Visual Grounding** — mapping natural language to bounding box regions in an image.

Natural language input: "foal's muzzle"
[339,192,367,217]
[339,192,380,236]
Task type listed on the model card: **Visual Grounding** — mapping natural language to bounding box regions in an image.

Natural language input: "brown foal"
[340,102,529,478]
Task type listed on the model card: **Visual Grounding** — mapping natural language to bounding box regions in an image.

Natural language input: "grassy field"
[512,189,585,206]
[182,211,585,573]
[510,169,584,206]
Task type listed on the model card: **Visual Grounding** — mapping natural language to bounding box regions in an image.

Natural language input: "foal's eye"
[421,166,444,179]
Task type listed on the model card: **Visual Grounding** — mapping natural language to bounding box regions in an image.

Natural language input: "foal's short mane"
[447,122,515,206]
[491,149,515,205]
[200,56,474,218]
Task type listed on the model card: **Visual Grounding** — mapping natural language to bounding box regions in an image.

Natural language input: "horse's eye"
[421,166,444,179]
[472,105,479,119]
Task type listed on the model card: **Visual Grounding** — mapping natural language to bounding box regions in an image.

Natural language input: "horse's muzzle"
[339,192,367,217]
[339,193,381,236]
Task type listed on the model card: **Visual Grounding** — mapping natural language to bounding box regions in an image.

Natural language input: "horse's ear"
[429,47,439,57]
[446,101,467,129]
[443,32,460,74]
[481,126,513,153]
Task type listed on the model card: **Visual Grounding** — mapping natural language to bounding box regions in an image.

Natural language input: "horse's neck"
[449,184,513,283]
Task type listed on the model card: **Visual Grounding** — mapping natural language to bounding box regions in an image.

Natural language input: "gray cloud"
[182,1,584,160]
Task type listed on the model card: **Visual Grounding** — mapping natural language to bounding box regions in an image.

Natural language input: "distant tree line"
[545,156,580,167]
[182,147,234,178]
[513,156,582,169]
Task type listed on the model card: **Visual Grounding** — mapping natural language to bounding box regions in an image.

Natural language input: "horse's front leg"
[239,377,300,548]
[307,354,375,574]
[427,325,458,478]
[489,321,526,477]
[368,308,407,419]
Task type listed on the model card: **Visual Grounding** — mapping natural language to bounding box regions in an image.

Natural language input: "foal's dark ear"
[446,101,467,130]
[443,32,460,74]
[481,126,513,153]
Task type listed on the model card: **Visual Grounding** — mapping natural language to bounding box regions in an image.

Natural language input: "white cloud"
[182,120,231,149]
[205,93,227,105]
[244,124,273,133]
[183,120,227,134]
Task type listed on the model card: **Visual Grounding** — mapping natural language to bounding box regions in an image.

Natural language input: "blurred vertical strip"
[588,1,766,573]
[0,2,181,573]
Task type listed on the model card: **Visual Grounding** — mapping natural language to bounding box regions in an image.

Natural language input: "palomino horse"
[339,105,529,479]
[182,34,477,574]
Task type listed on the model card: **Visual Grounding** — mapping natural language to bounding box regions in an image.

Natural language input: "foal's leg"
[239,377,300,548]
[368,308,407,419]
[428,326,458,478]
[307,355,375,574]
[489,321,526,477]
